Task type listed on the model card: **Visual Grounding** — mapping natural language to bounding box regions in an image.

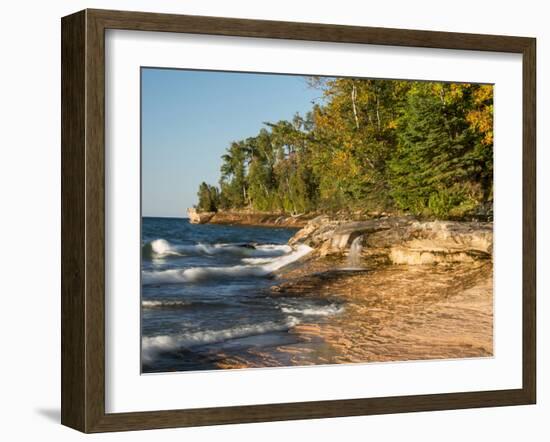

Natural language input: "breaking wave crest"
[241,257,278,265]
[142,299,189,308]
[142,244,312,284]
[142,239,183,259]
[280,303,345,317]
[142,299,228,310]
[142,317,300,363]
[142,238,292,260]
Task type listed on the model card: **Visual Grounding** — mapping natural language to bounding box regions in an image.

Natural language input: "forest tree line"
[195,78,493,219]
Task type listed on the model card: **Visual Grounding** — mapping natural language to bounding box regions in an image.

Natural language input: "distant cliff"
[186,208,314,228]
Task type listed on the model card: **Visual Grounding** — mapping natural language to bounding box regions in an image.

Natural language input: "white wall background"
[0,0,546,440]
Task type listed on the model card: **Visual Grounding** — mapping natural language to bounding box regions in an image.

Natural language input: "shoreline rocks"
[289,216,493,265]
[187,208,315,228]
[187,208,215,224]
[188,208,493,266]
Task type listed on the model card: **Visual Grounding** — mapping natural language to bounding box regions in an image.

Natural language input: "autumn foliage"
[197,78,493,219]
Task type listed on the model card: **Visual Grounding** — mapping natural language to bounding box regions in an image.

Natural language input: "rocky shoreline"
[187,209,493,272]
[187,208,315,228]
[210,215,494,369]
[288,215,492,264]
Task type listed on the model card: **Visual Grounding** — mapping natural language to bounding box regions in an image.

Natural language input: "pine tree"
[196,182,219,212]
[389,83,488,217]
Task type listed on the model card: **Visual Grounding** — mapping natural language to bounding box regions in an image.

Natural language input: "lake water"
[141,217,343,373]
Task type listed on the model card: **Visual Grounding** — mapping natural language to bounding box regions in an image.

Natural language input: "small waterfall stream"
[346,235,364,269]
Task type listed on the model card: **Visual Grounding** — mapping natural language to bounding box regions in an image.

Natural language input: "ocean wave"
[142,238,292,260]
[142,299,228,310]
[241,257,277,265]
[254,244,293,253]
[142,239,183,259]
[141,299,191,309]
[280,303,345,317]
[142,244,312,284]
[142,317,300,363]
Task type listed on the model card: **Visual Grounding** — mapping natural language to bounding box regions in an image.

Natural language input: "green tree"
[389,82,491,218]
[219,141,249,208]
[195,78,493,220]
[196,182,219,212]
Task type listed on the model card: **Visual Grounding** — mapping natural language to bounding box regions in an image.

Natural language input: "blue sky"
[141,68,321,218]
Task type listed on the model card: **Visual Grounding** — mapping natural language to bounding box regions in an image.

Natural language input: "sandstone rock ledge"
[289,216,493,265]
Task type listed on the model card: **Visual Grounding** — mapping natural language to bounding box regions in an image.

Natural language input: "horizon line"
[142,215,189,219]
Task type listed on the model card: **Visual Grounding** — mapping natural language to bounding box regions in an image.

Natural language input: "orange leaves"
[467,85,494,146]
[430,82,473,105]
[428,82,493,146]
[473,84,493,103]
[467,108,493,145]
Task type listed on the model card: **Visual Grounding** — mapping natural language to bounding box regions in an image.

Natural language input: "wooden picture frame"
[61,8,536,433]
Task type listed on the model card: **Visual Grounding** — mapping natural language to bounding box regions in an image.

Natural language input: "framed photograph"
[61,9,536,433]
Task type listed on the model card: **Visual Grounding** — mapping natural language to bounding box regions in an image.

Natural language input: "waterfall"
[346,235,364,268]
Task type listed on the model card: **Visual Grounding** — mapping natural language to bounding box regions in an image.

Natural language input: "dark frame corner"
[61,8,536,433]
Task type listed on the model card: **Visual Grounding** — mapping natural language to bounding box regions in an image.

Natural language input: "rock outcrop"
[289,216,493,265]
[188,209,315,228]
[187,208,215,224]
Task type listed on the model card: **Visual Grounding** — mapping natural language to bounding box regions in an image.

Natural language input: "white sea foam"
[143,238,292,260]
[142,317,300,363]
[142,300,190,309]
[241,257,278,265]
[142,244,312,284]
[261,244,313,272]
[142,238,183,259]
[280,303,345,317]
[193,243,291,257]
[254,244,293,253]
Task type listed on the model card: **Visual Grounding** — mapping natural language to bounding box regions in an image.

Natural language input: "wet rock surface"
[215,259,493,369]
